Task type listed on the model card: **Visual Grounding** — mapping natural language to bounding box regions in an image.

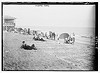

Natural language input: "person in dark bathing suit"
[21,41,37,50]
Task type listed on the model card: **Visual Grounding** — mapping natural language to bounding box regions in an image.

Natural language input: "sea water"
[29,26,95,36]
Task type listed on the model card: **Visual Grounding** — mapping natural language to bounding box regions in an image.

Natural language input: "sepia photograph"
[2,2,98,71]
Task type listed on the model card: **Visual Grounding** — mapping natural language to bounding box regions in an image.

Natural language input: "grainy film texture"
[2,2,98,71]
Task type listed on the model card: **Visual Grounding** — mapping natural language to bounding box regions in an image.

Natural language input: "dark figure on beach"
[21,41,37,50]
[52,32,55,40]
[49,31,55,40]
[33,35,45,41]
[27,28,31,35]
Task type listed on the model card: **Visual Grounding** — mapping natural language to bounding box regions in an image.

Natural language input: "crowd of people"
[4,27,76,50]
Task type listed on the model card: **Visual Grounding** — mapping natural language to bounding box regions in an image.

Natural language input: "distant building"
[3,15,16,31]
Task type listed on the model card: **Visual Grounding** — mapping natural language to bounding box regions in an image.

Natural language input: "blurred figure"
[21,41,37,50]
[70,33,75,44]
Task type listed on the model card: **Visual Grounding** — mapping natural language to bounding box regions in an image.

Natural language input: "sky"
[3,5,95,35]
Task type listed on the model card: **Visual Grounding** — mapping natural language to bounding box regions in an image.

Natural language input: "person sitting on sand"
[21,41,37,50]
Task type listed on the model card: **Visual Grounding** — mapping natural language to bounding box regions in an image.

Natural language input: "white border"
[0,0,99,73]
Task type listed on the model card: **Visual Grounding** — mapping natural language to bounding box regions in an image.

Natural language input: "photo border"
[1,2,98,71]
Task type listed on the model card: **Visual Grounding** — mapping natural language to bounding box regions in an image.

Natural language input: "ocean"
[28,26,95,37]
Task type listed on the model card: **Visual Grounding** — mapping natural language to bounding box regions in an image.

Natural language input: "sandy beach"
[3,31,95,70]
